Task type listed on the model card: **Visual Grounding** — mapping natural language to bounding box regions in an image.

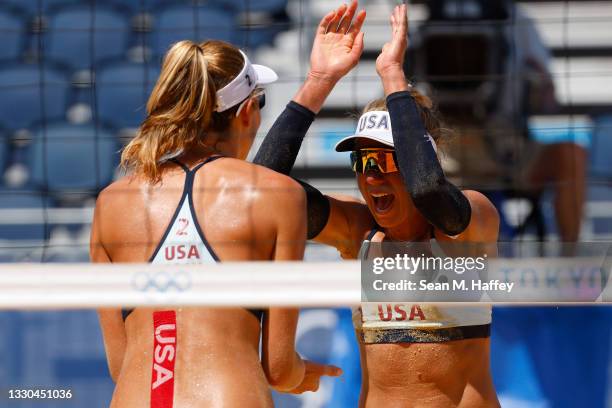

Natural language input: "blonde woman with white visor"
[91,1,366,406]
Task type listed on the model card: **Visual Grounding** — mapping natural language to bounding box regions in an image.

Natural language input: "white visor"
[214,50,278,112]
[335,110,437,153]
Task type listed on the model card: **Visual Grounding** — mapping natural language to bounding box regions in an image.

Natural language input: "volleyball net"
[0,0,612,266]
[0,0,611,300]
[1,240,611,308]
[0,2,611,407]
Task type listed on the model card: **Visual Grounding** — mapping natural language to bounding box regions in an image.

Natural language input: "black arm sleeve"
[294,178,330,239]
[252,101,315,174]
[386,91,471,235]
[253,101,330,239]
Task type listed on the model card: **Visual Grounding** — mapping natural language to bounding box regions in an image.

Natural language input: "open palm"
[376,4,408,78]
[309,1,366,83]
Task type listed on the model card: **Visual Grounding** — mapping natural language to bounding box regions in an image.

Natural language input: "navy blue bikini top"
[122,157,263,322]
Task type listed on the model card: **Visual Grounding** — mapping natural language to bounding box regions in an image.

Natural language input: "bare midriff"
[360,338,499,408]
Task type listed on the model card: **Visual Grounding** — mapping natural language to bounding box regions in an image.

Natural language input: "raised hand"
[309,0,366,84]
[376,4,410,94]
[287,360,343,394]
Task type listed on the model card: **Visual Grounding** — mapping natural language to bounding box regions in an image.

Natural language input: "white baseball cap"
[335,110,437,152]
[214,50,278,112]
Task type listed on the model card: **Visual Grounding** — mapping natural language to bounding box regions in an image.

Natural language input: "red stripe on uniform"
[150,311,177,408]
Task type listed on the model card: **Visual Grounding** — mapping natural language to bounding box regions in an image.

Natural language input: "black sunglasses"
[256,93,265,110]
[235,90,266,116]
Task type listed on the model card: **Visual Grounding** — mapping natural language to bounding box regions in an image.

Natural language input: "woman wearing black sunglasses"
[255,4,500,407]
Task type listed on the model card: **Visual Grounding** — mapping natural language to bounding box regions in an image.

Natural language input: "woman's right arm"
[91,192,127,383]
[259,176,306,391]
[253,0,365,174]
[254,0,372,252]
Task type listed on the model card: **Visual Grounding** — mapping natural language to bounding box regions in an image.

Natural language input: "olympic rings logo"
[131,270,192,293]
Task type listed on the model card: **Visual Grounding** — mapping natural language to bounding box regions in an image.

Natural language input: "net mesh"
[0,1,611,263]
[0,2,611,406]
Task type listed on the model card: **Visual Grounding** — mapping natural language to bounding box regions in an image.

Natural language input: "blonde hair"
[363,87,450,147]
[121,40,245,182]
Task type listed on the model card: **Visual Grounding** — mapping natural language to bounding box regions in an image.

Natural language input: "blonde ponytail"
[121,40,244,182]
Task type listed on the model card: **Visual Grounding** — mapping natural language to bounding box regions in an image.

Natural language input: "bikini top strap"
[169,158,190,172]
[171,156,224,195]
[359,227,381,261]
[365,227,379,242]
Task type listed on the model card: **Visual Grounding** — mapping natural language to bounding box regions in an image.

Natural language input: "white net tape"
[0,261,360,309]
[0,258,610,309]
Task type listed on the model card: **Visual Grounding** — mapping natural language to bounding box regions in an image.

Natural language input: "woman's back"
[94,154,305,407]
[97,155,301,263]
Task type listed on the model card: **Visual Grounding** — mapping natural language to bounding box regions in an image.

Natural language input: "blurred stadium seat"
[97,61,160,130]
[153,5,234,57]
[119,0,172,13]
[1,0,73,16]
[27,122,118,194]
[221,0,290,50]
[214,0,288,13]
[0,9,25,61]
[0,63,69,132]
[0,188,49,242]
[590,116,612,179]
[44,5,129,71]
[0,131,7,176]
[235,13,290,50]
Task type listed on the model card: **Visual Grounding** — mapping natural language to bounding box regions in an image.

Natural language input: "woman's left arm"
[376,4,472,236]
